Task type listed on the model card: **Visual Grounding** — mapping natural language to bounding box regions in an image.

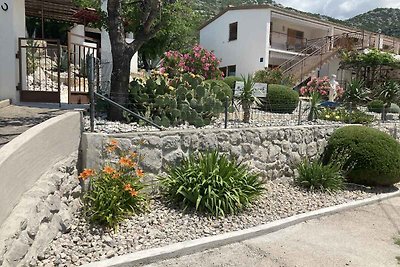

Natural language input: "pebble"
[38,179,398,266]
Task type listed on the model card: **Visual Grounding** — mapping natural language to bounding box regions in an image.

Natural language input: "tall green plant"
[306,91,321,121]
[239,74,258,123]
[342,79,370,109]
[160,150,264,217]
[378,81,400,118]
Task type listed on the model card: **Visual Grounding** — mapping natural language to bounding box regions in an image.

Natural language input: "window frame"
[229,22,238,42]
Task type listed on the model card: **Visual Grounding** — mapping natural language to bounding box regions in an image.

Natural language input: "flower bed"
[35,179,398,266]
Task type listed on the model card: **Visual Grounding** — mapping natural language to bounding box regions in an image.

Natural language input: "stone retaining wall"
[0,153,81,267]
[82,124,400,185]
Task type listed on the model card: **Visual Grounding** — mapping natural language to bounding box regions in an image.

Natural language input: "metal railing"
[86,55,163,132]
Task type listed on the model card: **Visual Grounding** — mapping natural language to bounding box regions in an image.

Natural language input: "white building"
[200,5,400,82]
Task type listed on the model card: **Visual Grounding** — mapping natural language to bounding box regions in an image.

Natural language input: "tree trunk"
[243,102,251,123]
[108,53,132,121]
[107,0,134,121]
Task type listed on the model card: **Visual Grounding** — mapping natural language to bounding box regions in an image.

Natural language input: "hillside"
[346,8,400,37]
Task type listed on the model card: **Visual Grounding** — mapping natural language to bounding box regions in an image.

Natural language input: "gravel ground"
[36,179,398,267]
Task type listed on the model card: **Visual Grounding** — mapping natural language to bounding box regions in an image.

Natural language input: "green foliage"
[295,158,345,192]
[128,73,228,127]
[260,84,299,114]
[367,99,384,113]
[389,103,400,113]
[341,49,399,68]
[223,76,243,89]
[139,1,202,68]
[342,79,370,108]
[378,81,400,108]
[239,74,258,123]
[319,108,374,124]
[160,150,264,217]
[322,126,400,186]
[82,140,147,228]
[253,68,294,86]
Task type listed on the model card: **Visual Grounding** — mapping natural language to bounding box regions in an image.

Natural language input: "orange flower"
[119,156,134,167]
[130,189,138,197]
[124,183,132,191]
[106,145,117,152]
[79,168,95,180]
[129,152,138,158]
[136,168,144,177]
[103,166,115,175]
[109,139,118,146]
[112,172,121,179]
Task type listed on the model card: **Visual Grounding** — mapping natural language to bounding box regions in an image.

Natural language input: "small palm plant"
[378,80,400,119]
[343,79,370,110]
[239,74,258,123]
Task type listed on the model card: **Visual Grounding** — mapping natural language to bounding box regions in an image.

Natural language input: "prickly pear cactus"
[127,72,232,128]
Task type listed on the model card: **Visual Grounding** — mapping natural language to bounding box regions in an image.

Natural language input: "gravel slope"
[36,179,398,267]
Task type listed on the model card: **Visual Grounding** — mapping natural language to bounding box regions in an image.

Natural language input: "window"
[219,65,236,77]
[227,65,236,76]
[229,22,238,41]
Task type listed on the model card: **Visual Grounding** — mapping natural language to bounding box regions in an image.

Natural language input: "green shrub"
[389,103,400,113]
[295,159,345,192]
[81,140,147,228]
[253,68,294,85]
[367,100,384,113]
[160,150,264,216]
[322,126,400,186]
[204,79,233,100]
[223,76,242,89]
[261,84,299,113]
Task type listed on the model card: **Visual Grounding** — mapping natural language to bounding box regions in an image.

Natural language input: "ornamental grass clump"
[79,139,147,228]
[160,150,264,217]
[295,160,345,192]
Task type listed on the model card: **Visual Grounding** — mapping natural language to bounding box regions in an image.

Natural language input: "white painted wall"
[0,0,25,102]
[200,9,270,77]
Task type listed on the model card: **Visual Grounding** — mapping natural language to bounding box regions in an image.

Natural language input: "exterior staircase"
[278,31,370,87]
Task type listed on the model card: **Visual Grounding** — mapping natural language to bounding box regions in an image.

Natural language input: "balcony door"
[287,28,304,51]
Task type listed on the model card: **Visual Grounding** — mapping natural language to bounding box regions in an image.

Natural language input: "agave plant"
[239,74,259,123]
[342,79,370,110]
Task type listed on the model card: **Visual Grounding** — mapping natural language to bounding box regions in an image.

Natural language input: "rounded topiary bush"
[367,100,384,113]
[262,84,299,113]
[223,76,242,89]
[322,126,400,186]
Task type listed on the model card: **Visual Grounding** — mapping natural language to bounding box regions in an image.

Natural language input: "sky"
[274,0,400,20]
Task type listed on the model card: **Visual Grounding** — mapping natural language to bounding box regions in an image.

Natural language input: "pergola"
[25,0,80,23]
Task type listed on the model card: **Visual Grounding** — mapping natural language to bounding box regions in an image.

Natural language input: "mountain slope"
[346,8,400,37]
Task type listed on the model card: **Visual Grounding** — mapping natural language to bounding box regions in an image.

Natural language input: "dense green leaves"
[160,151,264,216]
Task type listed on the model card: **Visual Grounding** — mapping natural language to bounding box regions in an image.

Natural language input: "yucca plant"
[378,80,400,120]
[342,79,370,109]
[160,150,264,217]
[239,74,259,123]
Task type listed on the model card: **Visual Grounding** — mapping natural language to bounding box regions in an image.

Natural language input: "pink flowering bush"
[300,76,344,99]
[160,45,223,80]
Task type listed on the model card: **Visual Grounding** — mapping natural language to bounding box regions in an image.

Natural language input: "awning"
[25,0,80,22]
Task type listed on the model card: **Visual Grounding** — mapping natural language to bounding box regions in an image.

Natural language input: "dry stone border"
[0,153,81,267]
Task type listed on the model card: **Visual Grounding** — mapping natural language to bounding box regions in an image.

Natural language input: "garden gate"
[17,33,100,104]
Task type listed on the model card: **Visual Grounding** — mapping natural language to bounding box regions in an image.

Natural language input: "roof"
[199,4,399,41]
[25,0,80,23]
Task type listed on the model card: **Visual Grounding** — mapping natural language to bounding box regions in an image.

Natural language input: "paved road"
[0,104,64,148]
[143,197,400,267]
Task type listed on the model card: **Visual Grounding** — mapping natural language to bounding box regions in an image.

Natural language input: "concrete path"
[143,197,400,267]
[0,104,65,148]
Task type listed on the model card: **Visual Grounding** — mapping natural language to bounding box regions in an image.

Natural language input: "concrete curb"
[82,189,400,267]
[0,99,11,109]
